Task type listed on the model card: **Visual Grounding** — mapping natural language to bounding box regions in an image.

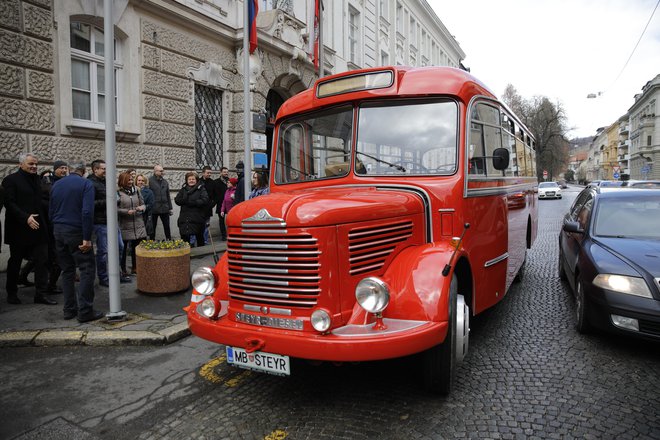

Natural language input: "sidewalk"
[0,242,225,348]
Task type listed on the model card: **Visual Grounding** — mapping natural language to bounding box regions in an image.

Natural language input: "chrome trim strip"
[331,318,428,337]
[242,278,289,286]
[240,243,289,249]
[241,229,289,234]
[484,253,509,268]
[242,267,289,274]
[242,208,285,224]
[438,208,455,213]
[270,307,292,316]
[244,304,261,312]
[241,290,290,298]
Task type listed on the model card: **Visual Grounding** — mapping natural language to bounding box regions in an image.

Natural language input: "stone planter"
[135,244,191,295]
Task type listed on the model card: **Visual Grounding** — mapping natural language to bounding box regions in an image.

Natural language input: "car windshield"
[594,195,660,239]
[599,181,623,187]
[539,182,559,188]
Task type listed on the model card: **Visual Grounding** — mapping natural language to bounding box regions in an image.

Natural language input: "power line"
[605,0,660,93]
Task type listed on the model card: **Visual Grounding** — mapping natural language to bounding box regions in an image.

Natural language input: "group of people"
[1,154,269,322]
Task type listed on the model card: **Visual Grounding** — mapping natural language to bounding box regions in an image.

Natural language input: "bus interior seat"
[325,163,349,176]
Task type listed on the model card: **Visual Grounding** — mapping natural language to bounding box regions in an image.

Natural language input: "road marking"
[199,354,252,386]
[199,354,226,384]
[264,430,287,440]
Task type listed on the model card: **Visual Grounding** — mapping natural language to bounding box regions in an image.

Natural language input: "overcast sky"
[427,0,660,139]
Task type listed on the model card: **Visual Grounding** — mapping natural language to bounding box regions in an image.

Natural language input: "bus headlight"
[355,277,390,313]
[191,267,216,295]
[198,298,216,318]
[311,309,331,332]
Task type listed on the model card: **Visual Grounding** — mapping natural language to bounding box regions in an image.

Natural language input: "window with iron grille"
[194,84,223,169]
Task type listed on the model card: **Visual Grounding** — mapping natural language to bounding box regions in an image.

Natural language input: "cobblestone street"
[132,187,660,439]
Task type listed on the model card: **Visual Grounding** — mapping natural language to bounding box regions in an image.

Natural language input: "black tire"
[422,275,458,395]
[514,250,526,283]
[575,278,591,333]
[558,249,567,281]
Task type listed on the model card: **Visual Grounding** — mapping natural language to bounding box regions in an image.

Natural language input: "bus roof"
[277,66,497,122]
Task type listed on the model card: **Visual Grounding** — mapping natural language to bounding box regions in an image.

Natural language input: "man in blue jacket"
[50,160,103,323]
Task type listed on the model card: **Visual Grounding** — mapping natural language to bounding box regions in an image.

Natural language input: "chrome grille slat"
[229,229,321,308]
[348,221,414,276]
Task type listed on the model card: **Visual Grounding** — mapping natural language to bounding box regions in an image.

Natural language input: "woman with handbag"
[175,172,209,247]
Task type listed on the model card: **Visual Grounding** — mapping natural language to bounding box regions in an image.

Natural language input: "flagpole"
[318,0,324,77]
[243,0,252,199]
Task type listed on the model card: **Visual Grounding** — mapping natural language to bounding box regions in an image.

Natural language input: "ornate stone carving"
[0,0,20,32]
[0,29,53,71]
[187,61,231,90]
[162,50,201,79]
[31,135,103,162]
[143,70,190,101]
[142,45,160,70]
[162,147,195,169]
[0,97,54,132]
[235,48,262,92]
[0,63,24,97]
[144,120,194,147]
[142,20,234,67]
[0,131,27,162]
[27,70,53,102]
[23,3,52,41]
[162,99,194,125]
[143,95,161,120]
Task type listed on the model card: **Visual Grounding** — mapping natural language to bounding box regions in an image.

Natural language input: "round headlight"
[199,298,216,318]
[191,267,216,295]
[311,309,331,332]
[355,277,390,313]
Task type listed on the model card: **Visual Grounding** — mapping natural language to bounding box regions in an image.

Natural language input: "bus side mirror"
[492,147,510,170]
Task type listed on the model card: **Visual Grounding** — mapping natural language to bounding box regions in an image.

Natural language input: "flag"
[307,0,321,70]
[248,0,258,54]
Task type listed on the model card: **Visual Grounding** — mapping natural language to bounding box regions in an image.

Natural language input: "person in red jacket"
[220,178,238,219]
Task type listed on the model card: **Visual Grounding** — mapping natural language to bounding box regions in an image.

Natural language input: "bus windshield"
[356,100,457,175]
[274,100,457,184]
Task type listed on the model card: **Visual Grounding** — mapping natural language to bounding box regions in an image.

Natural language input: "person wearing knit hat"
[220,177,238,218]
[53,161,69,177]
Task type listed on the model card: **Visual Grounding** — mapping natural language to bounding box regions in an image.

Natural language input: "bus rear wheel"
[422,275,469,395]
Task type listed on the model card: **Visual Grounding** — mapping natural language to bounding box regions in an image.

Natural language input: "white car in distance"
[538,181,562,199]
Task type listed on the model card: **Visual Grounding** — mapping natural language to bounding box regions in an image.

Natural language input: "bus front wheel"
[422,275,469,395]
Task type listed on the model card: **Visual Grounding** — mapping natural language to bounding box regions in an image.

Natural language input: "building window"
[379,0,388,20]
[409,17,416,45]
[70,22,120,125]
[348,7,360,64]
[396,3,403,33]
[381,50,389,66]
[649,135,653,146]
[195,84,224,169]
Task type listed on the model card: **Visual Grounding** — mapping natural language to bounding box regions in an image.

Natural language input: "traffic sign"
[613,166,620,173]
[543,170,548,177]
[613,172,620,179]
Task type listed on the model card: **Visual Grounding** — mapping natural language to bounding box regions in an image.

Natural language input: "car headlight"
[355,277,390,313]
[310,309,331,332]
[198,298,216,318]
[593,274,652,298]
[191,267,216,295]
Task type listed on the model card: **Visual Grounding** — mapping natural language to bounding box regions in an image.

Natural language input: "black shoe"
[63,311,77,320]
[47,286,63,294]
[77,310,104,323]
[120,276,132,283]
[99,281,109,287]
[34,295,57,305]
[7,295,21,305]
[17,279,35,287]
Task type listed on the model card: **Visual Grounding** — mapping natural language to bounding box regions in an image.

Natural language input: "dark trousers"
[121,238,143,272]
[181,225,205,248]
[150,213,171,240]
[217,213,227,240]
[6,242,49,297]
[54,228,96,317]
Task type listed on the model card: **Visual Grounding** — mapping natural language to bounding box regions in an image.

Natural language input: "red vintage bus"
[187,66,538,394]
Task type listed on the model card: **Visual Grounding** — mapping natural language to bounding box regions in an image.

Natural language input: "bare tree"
[502,85,570,181]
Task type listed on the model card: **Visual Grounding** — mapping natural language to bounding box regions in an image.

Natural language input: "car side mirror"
[563,221,583,234]
[492,147,510,170]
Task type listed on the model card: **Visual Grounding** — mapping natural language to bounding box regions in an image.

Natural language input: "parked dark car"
[558,187,660,340]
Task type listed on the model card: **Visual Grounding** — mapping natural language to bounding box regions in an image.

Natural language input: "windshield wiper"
[356,151,406,172]
[275,160,316,179]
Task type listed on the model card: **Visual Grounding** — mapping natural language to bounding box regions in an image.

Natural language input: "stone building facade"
[0,0,464,269]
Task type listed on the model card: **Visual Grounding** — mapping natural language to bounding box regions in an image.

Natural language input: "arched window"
[70,21,122,124]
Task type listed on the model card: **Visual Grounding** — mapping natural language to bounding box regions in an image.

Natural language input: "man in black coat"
[200,166,216,245]
[148,164,173,240]
[234,161,246,204]
[213,166,229,240]
[2,153,57,305]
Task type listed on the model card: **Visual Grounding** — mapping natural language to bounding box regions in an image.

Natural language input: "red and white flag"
[308,0,321,70]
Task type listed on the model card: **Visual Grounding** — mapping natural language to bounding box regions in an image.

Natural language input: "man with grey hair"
[148,164,173,240]
[50,159,102,322]
[2,153,57,305]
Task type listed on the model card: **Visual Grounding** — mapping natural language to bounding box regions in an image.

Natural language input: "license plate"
[226,346,290,376]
